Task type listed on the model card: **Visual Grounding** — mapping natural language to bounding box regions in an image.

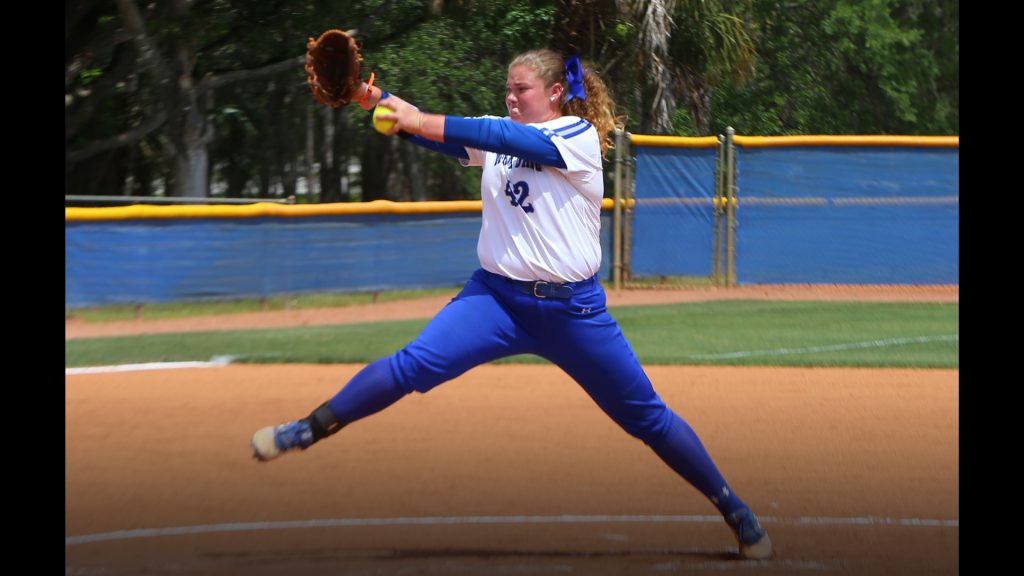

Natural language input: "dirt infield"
[65,285,959,575]
[66,364,958,575]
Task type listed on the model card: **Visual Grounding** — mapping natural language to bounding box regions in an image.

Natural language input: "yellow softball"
[372,105,396,134]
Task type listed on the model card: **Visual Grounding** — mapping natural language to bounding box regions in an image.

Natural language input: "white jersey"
[460,116,604,282]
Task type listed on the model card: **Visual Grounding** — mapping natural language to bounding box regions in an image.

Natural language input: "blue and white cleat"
[251,419,315,462]
[726,507,774,560]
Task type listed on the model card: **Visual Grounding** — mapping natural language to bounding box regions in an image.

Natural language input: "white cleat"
[739,531,774,560]
[251,419,315,462]
[727,508,775,560]
[251,426,282,462]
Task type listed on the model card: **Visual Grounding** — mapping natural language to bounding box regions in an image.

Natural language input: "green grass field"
[65,300,958,369]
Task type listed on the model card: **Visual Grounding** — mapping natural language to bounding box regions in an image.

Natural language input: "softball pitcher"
[252,49,773,560]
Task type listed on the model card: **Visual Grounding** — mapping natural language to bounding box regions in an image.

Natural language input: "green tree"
[66,0,557,201]
[66,0,363,198]
[66,0,958,203]
[712,0,958,135]
[612,0,756,134]
[357,0,556,200]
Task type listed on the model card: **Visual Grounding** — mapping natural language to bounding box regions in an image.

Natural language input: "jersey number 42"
[505,180,535,214]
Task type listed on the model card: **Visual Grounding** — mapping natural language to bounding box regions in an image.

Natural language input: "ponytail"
[563,68,620,157]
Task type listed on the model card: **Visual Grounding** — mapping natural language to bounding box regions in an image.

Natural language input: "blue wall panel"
[631,146,718,277]
[735,146,958,284]
[66,212,615,307]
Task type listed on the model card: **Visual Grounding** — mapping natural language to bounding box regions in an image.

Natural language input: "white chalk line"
[65,514,959,546]
[688,334,959,360]
[65,356,235,376]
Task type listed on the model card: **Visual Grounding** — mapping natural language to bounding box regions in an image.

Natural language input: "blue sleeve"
[443,116,568,169]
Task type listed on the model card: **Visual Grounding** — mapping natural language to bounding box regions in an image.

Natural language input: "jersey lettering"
[494,154,543,172]
[504,180,535,213]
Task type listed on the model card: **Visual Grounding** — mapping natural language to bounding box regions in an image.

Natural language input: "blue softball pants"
[328,268,747,515]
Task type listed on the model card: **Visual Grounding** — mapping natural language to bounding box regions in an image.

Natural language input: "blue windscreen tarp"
[66,212,614,307]
[631,146,718,277]
[735,146,958,284]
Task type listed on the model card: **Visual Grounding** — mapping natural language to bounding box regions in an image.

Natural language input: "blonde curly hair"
[509,49,622,157]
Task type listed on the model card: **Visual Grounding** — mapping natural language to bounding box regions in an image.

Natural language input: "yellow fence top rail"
[66,198,632,222]
[732,135,959,148]
[629,133,958,148]
[628,134,719,148]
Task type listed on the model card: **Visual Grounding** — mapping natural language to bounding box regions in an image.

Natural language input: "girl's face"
[506,65,561,124]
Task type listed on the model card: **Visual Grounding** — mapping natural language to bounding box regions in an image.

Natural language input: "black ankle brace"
[306,402,346,442]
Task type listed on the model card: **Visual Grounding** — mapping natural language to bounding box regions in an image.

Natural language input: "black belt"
[517,280,574,299]
[491,271,595,299]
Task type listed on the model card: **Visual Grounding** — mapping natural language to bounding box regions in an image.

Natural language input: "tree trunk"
[337,107,354,201]
[226,158,248,197]
[258,154,271,197]
[401,142,427,201]
[320,106,342,202]
[275,85,299,199]
[133,152,153,196]
[123,1,210,198]
[305,97,317,200]
[173,130,210,197]
[167,3,211,197]
[281,162,297,198]
[680,69,713,135]
[360,134,391,201]
[438,166,466,201]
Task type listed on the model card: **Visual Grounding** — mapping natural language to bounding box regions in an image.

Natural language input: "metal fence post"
[713,135,725,287]
[623,132,634,284]
[612,129,624,290]
[725,127,737,287]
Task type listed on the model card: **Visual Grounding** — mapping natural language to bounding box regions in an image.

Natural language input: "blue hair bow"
[564,55,586,102]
